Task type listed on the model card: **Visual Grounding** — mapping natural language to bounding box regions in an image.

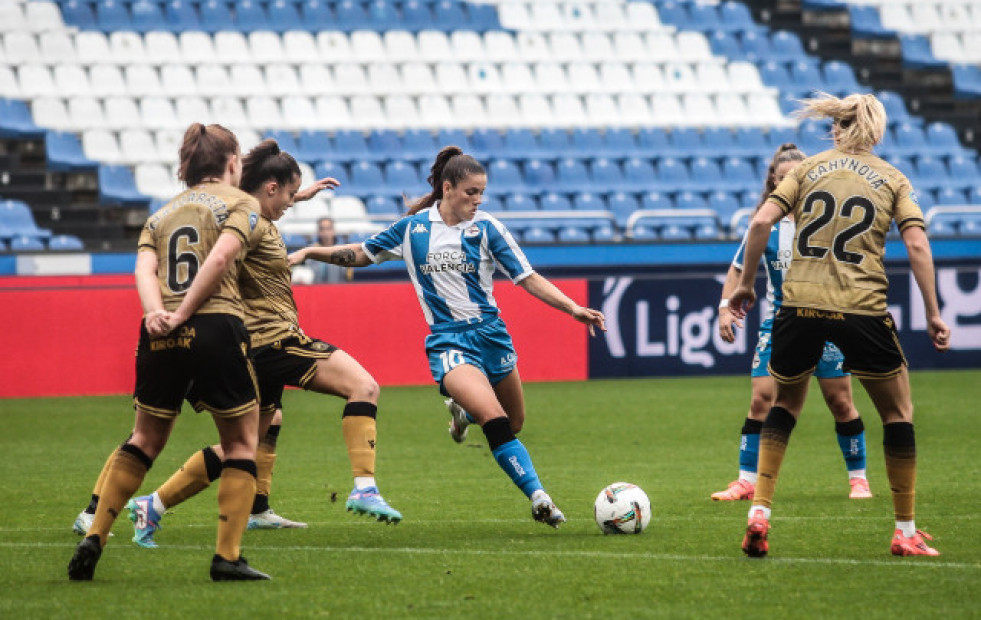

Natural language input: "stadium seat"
[0,200,51,241]
[130,0,164,33]
[523,227,556,244]
[641,191,673,211]
[505,193,536,211]
[925,122,966,157]
[771,30,807,62]
[557,226,590,243]
[935,188,967,206]
[46,131,97,172]
[365,195,401,216]
[487,159,525,193]
[654,158,692,193]
[0,99,43,138]
[823,61,863,95]
[540,192,571,211]
[524,159,556,191]
[385,160,423,197]
[572,192,606,212]
[400,129,438,163]
[9,235,46,252]
[555,158,592,194]
[622,158,654,192]
[609,191,640,228]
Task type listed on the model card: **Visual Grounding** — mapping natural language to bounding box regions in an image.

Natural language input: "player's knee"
[354,376,380,403]
[825,392,855,421]
[749,394,771,418]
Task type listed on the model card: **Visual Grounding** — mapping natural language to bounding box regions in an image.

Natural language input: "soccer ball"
[594,482,651,534]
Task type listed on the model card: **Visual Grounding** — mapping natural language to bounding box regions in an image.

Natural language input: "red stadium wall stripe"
[0,277,589,398]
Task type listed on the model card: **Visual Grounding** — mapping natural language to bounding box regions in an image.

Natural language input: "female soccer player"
[121,140,402,548]
[289,146,607,527]
[729,93,951,558]
[68,123,271,581]
[712,143,872,502]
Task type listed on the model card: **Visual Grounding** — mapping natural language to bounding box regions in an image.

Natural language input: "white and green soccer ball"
[594,482,651,534]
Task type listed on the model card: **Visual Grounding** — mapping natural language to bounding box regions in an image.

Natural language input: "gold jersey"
[239,218,302,348]
[768,148,925,315]
[137,183,264,319]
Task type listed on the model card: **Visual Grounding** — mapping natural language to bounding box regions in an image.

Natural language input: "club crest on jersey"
[249,212,258,231]
[412,223,428,234]
[464,225,480,238]
[909,190,919,205]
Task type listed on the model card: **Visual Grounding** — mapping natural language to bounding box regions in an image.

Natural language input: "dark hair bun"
[778,142,799,152]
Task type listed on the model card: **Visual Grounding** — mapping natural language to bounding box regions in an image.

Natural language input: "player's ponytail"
[240,139,301,195]
[406,146,485,215]
[178,123,239,187]
[796,92,886,154]
[756,142,805,210]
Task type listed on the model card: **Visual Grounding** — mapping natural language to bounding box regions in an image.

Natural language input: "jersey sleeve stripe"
[897,217,925,231]
[769,195,792,214]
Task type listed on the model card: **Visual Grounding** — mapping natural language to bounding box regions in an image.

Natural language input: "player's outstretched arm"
[518,272,607,336]
[294,177,340,203]
[288,243,372,268]
[901,226,951,352]
[730,201,782,318]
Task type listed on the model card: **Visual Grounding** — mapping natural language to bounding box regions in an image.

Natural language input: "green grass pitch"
[1,370,979,618]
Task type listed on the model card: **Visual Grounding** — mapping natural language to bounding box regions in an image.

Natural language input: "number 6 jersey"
[767,148,925,315]
[137,182,266,319]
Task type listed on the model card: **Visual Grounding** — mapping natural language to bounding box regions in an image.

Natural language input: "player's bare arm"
[518,272,607,336]
[288,243,372,268]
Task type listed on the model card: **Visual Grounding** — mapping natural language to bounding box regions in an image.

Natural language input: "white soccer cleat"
[446,398,471,443]
[531,490,566,528]
[72,511,112,537]
[247,509,309,530]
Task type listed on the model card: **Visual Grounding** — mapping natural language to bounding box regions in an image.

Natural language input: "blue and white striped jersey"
[362,205,534,330]
[732,218,795,322]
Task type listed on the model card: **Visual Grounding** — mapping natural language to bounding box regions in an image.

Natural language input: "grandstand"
[0,0,979,256]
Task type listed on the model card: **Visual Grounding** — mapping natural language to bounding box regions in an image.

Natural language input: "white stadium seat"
[89,65,127,97]
[214,31,252,64]
[103,96,143,129]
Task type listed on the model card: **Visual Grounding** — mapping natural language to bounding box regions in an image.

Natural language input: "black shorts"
[253,335,337,414]
[769,306,907,383]
[134,313,258,418]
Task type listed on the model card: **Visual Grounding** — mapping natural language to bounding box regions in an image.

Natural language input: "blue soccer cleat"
[345,486,402,524]
[126,495,162,548]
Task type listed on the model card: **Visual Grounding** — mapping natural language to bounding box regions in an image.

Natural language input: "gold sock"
[91,450,115,498]
[753,407,797,510]
[158,448,216,509]
[884,423,917,522]
[216,462,256,561]
[342,414,376,478]
[256,442,276,499]
[90,447,150,546]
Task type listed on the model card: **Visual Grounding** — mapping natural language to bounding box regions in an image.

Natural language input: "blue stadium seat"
[555,158,592,194]
[46,131,97,172]
[48,234,85,251]
[603,128,639,158]
[709,32,743,59]
[523,159,556,191]
[433,0,467,32]
[641,190,673,211]
[766,127,797,151]
[935,188,967,206]
[703,128,739,158]
[927,218,956,236]
[694,223,722,240]
[733,127,769,158]
[61,0,97,29]
[368,129,403,162]
[637,128,670,157]
[267,0,303,32]
[199,0,233,33]
[722,157,758,193]
[351,161,386,195]
[960,217,981,236]
[164,0,200,31]
[505,193,537,211]
[572,191,606,211]
[892,123,929,157]
[95,0,132,32]
[690,158,723,186]
[790,60,825,93]
[719,1,758,33]
[688,3,722,32]
[488,159,525,193]
[401,0,433,31]
[300,0,334,30]
[590,158,624,193]
[315,161,352,190]
[913,156,949,193]
[571,128,605,159]
[952,64,981,99]
[741,32,773,63]
[334,130,379,163]
[609,192,640,228]
[655,1,690,28]
[622,157,654,192]
[9,235,46,252]
[947,156,980,189]
[668,128,703,159]
[593,224,616,242]
[770,30,807,62]
[675,191,707,212]
[797,119,829,154]
[885,154,915,178]
[925,122,965,157]
[900,35,946,70]
[365,195,401,216]
[385,160,422,196]
[366,0,400,30]
[467,2,501,32]
[557,226,590,243]
[0,200,51,241]
[235,0,270,31]
[502,129,541,160]
[823,61,863,95]
[297,130,332,163]
[540,192,571,211]
[470,128,505,160]
[437,128,471,152]
[523,227,556,244]
[539,128,572,158]
[654,158,691,193]
[708,190,742,225]
[401,129,438,163]
[479,195,503,213]
[281,233,310,250]
[99,165,149,206]
[850,6,891,39]
[335,0,370,31]
[660,225,692,241]
[266,130,299,155]
[630,225,659,241]
[130,0,165,33]
[757,61,795,93]
[878,90,911,124]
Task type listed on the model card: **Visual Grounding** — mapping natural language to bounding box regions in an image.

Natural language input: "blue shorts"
[751,321,847,379]
[425,318,517,394]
